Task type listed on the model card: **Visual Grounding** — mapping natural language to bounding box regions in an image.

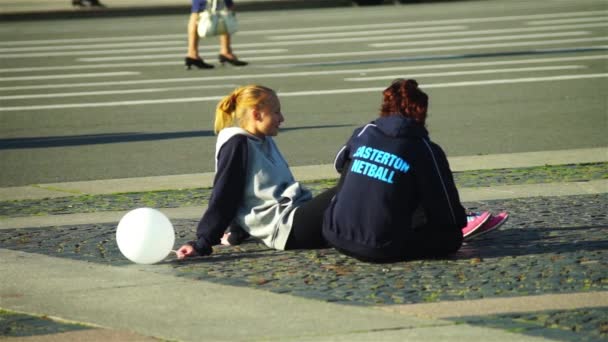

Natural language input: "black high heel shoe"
[218,54,248,67]
[185,57,214,70]
[88,0,105,7]
[73,0,105,7]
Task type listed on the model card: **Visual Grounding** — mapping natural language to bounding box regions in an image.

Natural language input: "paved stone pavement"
[1,157,607,341]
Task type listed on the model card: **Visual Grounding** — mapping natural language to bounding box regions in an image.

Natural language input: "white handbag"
[197,0,238,38]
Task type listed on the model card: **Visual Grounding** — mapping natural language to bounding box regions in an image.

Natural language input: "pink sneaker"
[462,211,491,238]
[464,211,509,241]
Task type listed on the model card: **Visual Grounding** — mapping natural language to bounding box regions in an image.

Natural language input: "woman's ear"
[252,109,262,122]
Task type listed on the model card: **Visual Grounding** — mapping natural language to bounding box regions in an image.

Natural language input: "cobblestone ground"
[454,307,608,342]
[0,164,607,341]
[1,194,606,340]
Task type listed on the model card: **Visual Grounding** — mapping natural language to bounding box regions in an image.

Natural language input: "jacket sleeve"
[334,127,363,173]
[334,144,350,174]
[416,140,467,229]
[192,135,248,255]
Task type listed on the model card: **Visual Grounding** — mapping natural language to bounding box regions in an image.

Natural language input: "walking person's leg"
[185,4,214,69]
[187,13,200,60]
[218,34,248,66]
[219,34,233,58]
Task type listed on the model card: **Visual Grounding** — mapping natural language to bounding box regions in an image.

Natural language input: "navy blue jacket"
[322,115,466,260]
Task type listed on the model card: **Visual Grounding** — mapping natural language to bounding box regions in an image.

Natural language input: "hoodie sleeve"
[334,145,350,174]
[416,140,467,229]
[334,127,364,173]
[192,135,248,255]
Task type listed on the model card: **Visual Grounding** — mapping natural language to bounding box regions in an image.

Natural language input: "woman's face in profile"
[256,95,284,137]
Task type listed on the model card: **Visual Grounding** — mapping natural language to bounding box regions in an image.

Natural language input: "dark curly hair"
[380,79,428,125]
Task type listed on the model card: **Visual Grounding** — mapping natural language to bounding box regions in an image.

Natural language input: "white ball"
[116,208,175,264]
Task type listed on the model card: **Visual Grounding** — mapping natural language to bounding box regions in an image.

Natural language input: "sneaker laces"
[466,212,482,222]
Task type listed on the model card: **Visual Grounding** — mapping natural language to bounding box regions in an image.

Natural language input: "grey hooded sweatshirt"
[192,127,312,255]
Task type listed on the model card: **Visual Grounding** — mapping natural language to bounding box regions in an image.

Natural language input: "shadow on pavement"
[457,225,608,259]
[0,124,353,149]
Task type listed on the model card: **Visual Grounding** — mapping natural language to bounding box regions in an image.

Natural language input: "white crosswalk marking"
[1,8,606,116]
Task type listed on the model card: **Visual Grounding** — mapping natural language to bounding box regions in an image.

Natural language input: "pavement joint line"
[31,184,84,195]
[1,307,106,329]
[1,180,606,230]
[377,291,608,319]
[457,179,608,201]
[1,147,606,201]
[0,329,162,342]
[0,206,202,230]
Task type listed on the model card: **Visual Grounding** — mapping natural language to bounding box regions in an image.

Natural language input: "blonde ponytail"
[214,93,237,134]
[213,85,276,134]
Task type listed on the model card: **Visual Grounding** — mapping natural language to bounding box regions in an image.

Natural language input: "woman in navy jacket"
[323,79,467,262]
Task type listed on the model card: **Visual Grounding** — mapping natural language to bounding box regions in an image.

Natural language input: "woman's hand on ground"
[176,244,199,260]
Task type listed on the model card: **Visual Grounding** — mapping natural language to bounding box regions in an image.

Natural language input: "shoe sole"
[465,212,509,241]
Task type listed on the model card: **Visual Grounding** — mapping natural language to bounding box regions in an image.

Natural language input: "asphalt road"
[1,0,606,186]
